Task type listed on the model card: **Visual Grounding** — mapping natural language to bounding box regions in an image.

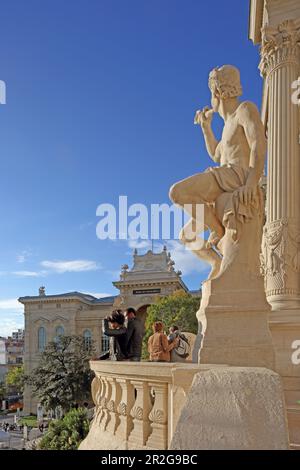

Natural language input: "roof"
[92,296,117,304]
[189,289,202,296]
[18,291,117,305]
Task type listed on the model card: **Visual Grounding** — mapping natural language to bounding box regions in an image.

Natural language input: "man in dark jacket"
[102,310,127,361]
[125,308,144,361]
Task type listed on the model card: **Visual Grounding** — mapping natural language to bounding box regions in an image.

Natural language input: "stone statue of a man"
[169,65,266,280]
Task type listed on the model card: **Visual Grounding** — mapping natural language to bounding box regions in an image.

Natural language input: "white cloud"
[0,298,24,337]
[0,316,24,337]
[41,259,101,274]
[166,240,208,275]
[17,250,32,263]
[0,298,22,311]
[13,271,43,277]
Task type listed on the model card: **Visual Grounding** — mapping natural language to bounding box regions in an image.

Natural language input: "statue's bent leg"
[169,172,224,240]
[170,172,224,279]
[179,219,221,280]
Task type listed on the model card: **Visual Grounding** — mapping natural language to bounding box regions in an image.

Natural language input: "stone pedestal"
[197,274,275,369]
[170,367,289,450]
[197,199,275,370]
[268,309,300,445]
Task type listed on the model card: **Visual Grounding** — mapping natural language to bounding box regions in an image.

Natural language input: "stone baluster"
[116,379,135,441]
[90,376,101,424]
[146,382,168,449]
[128,381,152,447]
[100,376,112,431]
[98,377,107,424]
[106,377,122,434]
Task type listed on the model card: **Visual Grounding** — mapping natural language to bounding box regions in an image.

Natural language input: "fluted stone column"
[258,17,300,445]
[260,19,300,311]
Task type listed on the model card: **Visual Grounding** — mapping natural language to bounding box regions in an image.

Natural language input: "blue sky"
[0,0,263,336]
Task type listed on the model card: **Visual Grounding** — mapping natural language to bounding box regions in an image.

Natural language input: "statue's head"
[208,65,242,111]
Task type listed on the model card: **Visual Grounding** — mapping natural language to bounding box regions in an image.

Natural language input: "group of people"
[102,307,190,363]
[101,307,144,362]
[148,322,190,362]
[0,421,23,433]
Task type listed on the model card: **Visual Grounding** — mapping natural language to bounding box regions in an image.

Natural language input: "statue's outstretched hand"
[194,106,214,129]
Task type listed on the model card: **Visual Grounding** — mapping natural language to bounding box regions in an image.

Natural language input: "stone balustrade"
[80,361,220,450]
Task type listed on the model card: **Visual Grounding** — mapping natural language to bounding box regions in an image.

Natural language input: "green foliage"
[5,365,25,394]
[142,290,199,359]
[39,407,89,450]
[20,415,38,427]
[25,335,95,412]
[0,382,6,401]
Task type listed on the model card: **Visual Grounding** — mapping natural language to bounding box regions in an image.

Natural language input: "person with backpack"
[148,321,179,362]
[168,325,190,362]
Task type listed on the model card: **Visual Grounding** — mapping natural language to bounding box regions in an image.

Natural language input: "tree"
[39,407,89,450]
[142,290,200,359]
[25,335,95,412]
[5,365,25,395]
[0,382,6,401]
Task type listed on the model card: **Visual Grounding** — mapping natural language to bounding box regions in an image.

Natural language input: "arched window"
[38,327,46,352]
[54,325,64,343]
[83,329,92,351]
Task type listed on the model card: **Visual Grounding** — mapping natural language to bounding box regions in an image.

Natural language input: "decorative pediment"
[34,317,50,324]
[52,316,68,323]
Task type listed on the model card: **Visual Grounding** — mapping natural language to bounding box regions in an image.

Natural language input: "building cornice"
[249,0,264,45]
[18,292,116,307]
[113,278,189,292]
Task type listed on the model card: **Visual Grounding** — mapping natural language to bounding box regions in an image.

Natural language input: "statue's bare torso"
[216,102,255,169]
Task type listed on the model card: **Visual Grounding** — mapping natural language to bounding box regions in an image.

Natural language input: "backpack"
[174,333,190,358]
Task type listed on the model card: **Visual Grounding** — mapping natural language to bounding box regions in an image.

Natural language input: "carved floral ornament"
[259,19,300,76]
[261,219,300,288]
